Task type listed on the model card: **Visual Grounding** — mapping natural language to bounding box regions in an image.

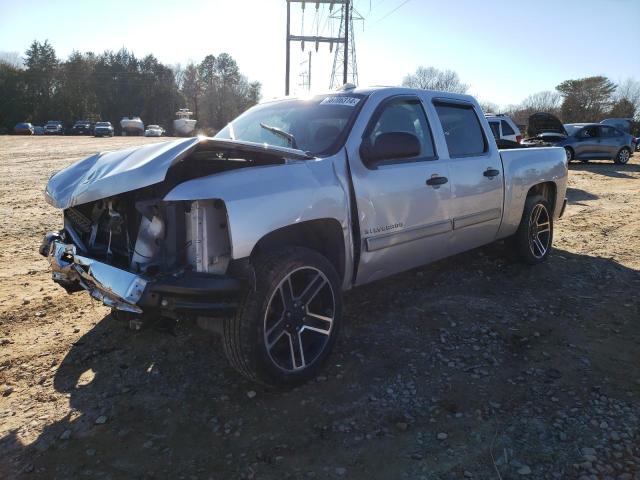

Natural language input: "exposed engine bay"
[63,195,232,278]
[40,138,315,317]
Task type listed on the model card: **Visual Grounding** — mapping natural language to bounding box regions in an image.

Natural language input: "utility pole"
[308,50,312,90]
[285,0,291,95]
[343,0,349,86]
[284,0,349,95]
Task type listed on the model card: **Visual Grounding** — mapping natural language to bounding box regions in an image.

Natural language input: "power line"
[376,0,411,22]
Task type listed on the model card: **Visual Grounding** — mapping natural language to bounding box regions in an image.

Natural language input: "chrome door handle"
[483,168,500,178]
[426,176,448,186]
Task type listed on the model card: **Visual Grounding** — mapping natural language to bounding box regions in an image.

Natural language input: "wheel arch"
[526,181,557,215]
[250,219,346,283]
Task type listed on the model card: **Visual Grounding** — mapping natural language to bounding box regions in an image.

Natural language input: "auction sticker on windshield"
[320,96,361,107]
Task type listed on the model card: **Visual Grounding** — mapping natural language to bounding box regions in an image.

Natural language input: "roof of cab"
[260,85,478,106]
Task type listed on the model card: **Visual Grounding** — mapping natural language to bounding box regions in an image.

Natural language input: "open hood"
[45,137,312,209]
[527,112,567,137]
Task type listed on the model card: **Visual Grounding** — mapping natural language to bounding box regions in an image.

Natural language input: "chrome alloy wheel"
[263,267,335,372]
[528,204,551,259]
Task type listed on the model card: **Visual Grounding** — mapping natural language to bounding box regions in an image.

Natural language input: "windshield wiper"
[260,123,298,149]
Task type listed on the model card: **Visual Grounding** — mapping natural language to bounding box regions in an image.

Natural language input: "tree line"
[0,40,261,134]
[403,66,640,134]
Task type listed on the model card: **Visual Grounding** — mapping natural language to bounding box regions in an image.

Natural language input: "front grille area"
[66,207,92,233]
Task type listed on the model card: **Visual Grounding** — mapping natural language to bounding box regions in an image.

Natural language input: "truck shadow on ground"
[566,187,599,203]
[4,244,640,479]
[569,161,640,179]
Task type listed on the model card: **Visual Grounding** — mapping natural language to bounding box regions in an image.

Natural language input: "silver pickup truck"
[41,86,568,385]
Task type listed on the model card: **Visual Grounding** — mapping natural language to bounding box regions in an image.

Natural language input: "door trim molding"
[453,208,502,230]
[365,219,452,252]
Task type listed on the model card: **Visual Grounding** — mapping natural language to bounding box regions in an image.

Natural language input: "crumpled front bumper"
[41,233,246,315]
[43,238,148,313]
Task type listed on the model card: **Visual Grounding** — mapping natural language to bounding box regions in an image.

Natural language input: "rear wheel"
[564,147,574,163]
[223,247,342,386]
[513,195,553,265]
[614,147,631,165]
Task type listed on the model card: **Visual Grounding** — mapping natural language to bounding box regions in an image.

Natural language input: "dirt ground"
[0,136,638,480]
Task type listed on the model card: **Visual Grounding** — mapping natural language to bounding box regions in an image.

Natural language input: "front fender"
[163,157,350,260]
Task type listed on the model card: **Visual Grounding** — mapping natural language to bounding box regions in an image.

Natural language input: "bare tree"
[614,78,640,120]
[402,66,469,94]
[478,100,500,114]
[0,51,22,68]
[171,63,185,90]
[521,91,562,114]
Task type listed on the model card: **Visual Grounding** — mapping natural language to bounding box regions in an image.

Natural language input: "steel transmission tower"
[329,1,361,89]
[285,1,360,95]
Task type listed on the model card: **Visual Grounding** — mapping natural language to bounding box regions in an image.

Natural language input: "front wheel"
[513,195,553,265]
[223,247,342,386]
[614,147,631,165]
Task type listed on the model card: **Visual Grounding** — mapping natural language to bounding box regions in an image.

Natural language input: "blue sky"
[1,0,638,107]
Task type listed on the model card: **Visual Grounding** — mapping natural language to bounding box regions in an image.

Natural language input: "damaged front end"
[40,137,311,317]
[41,197,246,318]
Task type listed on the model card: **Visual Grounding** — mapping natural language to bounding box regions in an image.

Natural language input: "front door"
[432,100,504,253]
[346,95,453,285]
[575,125,602,159]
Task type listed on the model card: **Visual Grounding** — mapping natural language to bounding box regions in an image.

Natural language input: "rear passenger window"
[600,126,618,137]
[501,120,515,136]
[434,102,487,157]
[368,98,436,161]
[489,122,500,139]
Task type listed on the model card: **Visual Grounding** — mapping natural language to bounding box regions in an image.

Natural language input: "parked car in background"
[41,86,568,386]
[522,113,634,164]
[71,120,94,135]
[44,121,64,135]
[93,121,114,137]
[635,137,640,152]
[34,126,45,135]
[144,124,164,137]
[14,122,35,135]
[485,114,522,143]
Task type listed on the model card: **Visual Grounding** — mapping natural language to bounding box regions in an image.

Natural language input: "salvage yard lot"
[0,136,639,479]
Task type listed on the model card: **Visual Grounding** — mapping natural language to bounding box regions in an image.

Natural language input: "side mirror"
[360,132,421,166]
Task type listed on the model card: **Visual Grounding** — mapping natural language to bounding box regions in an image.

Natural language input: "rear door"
[432,100,504,253]
[346,95,453,285]
[599,126,625,158]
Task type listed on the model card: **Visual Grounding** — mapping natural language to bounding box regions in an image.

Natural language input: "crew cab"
[40,86,568,386]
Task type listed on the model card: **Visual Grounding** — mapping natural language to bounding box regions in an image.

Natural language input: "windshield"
[215,93,366,156]
[96,122,110,127]
[564,124,583,136]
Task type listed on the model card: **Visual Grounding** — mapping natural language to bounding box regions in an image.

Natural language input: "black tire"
[564,147,574,163]
[614,147,631,165]
[223,247,342,386]
[513,194,553,265]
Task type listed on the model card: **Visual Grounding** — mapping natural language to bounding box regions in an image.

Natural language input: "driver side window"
[368,99,436,160]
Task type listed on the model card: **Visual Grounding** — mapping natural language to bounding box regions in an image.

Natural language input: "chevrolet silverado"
[40,86,568,385]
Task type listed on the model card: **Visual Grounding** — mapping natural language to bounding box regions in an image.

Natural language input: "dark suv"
[71,120,94,135]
